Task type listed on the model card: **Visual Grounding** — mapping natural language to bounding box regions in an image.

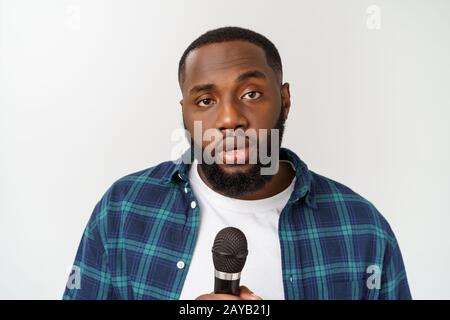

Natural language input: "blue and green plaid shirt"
[63,147,411,300]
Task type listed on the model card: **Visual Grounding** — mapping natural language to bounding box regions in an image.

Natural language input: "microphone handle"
[214,277,240,296]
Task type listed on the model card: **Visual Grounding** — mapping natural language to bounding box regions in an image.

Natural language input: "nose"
[214,98,248,133]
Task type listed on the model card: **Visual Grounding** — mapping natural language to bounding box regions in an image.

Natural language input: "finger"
[239,286,252,294]
[195,293,241,300]
[239,286,263,300]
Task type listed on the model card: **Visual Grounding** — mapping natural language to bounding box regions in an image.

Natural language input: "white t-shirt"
[179,159,296,300]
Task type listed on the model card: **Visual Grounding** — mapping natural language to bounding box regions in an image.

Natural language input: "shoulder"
[308,170,397,246]
[106,160,179,201]
[88,160,181,227]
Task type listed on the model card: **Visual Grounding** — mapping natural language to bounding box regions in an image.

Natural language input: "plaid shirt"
[63,147,411,300]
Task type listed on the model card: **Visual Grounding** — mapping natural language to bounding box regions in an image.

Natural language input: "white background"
[1,0,449,299]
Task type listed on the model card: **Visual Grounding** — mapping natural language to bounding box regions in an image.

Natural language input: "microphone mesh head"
[212,227,248,273]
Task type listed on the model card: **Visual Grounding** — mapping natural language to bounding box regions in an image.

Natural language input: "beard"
[184,107,286,198]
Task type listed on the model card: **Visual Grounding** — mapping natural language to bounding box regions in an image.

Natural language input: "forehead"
[181,40,275,91]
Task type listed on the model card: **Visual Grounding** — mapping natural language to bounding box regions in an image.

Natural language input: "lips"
[217,147,249,164]
[210,135,257,164]
[217,138,253,164]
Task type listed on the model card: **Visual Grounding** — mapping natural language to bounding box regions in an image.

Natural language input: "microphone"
[211,227,248,296]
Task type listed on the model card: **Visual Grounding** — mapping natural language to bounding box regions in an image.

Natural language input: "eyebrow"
[188,70,267,95]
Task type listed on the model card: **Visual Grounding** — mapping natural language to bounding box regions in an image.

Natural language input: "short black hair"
[178,26,283,86]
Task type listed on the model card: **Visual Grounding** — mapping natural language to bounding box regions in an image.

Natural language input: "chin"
[217,163,256,174]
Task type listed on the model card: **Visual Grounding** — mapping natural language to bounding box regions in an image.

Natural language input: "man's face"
[179,40,291,196]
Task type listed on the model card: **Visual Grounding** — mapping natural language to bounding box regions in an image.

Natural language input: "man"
[63,26,411,300]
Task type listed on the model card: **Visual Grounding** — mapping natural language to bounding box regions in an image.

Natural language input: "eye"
[197,98,215,108]
[242,91,262,100]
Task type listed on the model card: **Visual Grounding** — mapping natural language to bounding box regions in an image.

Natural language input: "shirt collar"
[162,147,316,209]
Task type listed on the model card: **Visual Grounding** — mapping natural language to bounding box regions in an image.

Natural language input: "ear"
[280,82,291,120]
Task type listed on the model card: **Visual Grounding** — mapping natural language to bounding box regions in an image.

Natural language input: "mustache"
[196,129,266,156]
[189,128,279,162]
[219,133,257,151]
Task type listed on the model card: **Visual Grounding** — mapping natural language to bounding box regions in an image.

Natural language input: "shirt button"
[177,261,185,269]
[190,201,196,209]
[184,186,188,193]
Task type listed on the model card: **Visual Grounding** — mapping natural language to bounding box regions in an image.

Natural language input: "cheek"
[249,108,280,129]
[183,118,214,148]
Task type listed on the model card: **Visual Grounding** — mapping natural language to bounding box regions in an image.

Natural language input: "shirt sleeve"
[379,237,412,300]
[62,195,115,300]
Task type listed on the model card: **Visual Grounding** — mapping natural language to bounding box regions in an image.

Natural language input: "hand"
[195,285,263,300]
